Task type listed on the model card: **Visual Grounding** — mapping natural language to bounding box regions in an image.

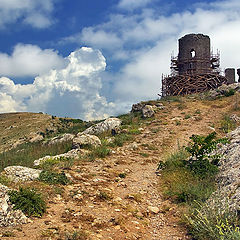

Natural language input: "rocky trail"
[0,92,238,240]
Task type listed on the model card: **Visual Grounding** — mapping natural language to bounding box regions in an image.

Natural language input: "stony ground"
[0,94,238,240]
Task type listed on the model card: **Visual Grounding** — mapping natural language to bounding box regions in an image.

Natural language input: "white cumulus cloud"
[0,0,56,29]
[0,44,66,77]
[0,47,115,120]
[62,0,240,112]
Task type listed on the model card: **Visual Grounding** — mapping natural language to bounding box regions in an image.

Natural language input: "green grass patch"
[220,115,236,133]
[0,140,72,172]
[186,196,240,240]
[39,156,74,171]
[109,133,134,147]
[8,187,46,217]
[184,114,192,119]
[139,152,149,157]
[118,173,127,178]
[158,133,233,239]
[87,145,111,161]
[38,171,70,185]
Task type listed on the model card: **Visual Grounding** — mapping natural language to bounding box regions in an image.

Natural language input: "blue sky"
[0,0,239,120]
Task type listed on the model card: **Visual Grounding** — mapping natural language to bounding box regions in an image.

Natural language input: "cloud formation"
[64,0,240,108]
[0,47,115,120]
[118,0,154,10]
[0,44,66,77]
[0,0,56,29]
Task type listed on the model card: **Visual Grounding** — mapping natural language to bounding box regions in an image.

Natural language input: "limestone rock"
[0,184,28,227]
[29,133,44,143]
[142,105,155,118]
[126,142,138,150]
[148,206,160,214]
[48,133,75,145]
[131,103,145,112]
[2,166,42,182]
[213,126,240,211]
[82,118,122,135]
[33,149,81,166]
[73,134,101,149]
[230,114,240,122]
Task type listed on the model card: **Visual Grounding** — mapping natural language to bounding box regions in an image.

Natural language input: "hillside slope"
[0,92,239,239]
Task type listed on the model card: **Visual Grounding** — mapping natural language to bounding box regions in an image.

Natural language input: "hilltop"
[0,86,240,239]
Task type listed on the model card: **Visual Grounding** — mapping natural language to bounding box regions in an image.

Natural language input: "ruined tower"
[178,34,211,75]
[162,33,227,96]
[171,33,220,76]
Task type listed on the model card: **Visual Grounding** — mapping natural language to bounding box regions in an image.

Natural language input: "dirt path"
[1,96,233,239]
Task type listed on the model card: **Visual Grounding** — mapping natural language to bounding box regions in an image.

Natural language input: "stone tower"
[171,33,220,76]
[163,33,227,96]
[178,34,211,75]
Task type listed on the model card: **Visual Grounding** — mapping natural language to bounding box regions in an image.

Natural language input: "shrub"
[87,145,111,161]
[186,195,240,240]
[159,133,227,204]
[109,134,133,147]
[185,132,228,178]
[97,191,112,201]
[8,187,46,217]
[118,173,126,178]
[63,230,89,240]
[223,89,235,97]
[39,156,74,171]
[38,171,70,185]
[220,115,236,133]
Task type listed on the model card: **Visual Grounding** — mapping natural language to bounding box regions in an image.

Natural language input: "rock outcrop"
[214,126,240,210]
[206,83,240,99]
[47,133,75,145]
[142,105,155,118]
[72,134,101,149]
[2,166,42,182]
[82,118,122,135]
[131,102,164,118]
[0,184,28,227]
[33,149,81,166]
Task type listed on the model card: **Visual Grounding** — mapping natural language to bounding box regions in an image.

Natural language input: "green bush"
[87,145,111,161]
[223,89,235,97]
[166,179,215,203]
[220,115,236,133]
[38,171,70,185]
[109,134,133,147]
[39,156,74,171]
[185,132,227,178]
[8,187,46,217]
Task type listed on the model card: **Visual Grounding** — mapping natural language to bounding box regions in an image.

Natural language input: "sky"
[0,0,240,120]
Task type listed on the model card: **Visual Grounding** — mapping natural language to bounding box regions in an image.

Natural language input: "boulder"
[131,103,145,112]
[48,133,75,145]
[230,114,240,122]
[29,133,44,143]
[73,134,101,149]
[2,166,42,182]
[213,126,240,211]
[142,105,155,118]
[0,184,28,227]
[33,149,81,166]
[82,118,122,135]
[148,206,160,214]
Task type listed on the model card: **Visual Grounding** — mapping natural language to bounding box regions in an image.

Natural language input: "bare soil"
[0,95,238,239]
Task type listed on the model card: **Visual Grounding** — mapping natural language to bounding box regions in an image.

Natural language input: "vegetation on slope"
[159,132,240,240]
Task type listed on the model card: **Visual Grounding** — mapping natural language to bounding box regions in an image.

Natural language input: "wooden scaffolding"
[161,74,227,97]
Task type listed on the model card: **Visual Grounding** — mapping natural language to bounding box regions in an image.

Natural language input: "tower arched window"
[190,49,196,58]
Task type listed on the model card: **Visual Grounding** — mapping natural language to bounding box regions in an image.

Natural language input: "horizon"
[0,0,239,120]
